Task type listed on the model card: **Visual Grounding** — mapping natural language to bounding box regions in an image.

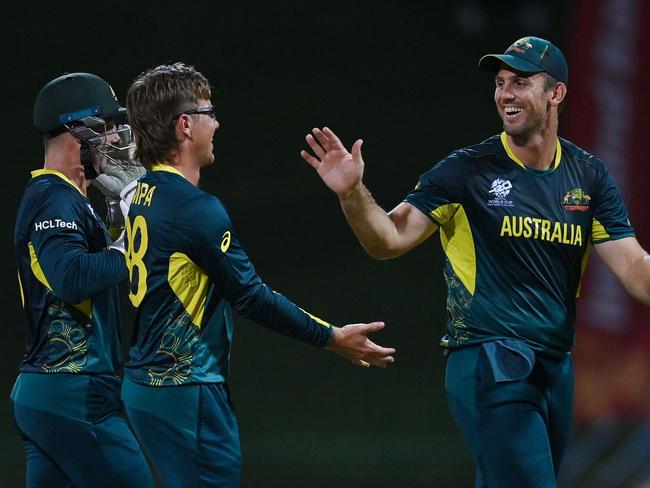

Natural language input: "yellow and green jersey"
[14,170,126,375]
[405,133,634,358]
[124,164,332,387]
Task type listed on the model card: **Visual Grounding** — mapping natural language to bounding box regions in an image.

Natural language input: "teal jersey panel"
[124,166,332,387]
[405,134,634,357]
[14,171,126,375]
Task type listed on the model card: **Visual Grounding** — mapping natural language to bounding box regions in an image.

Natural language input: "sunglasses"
[172,106,217,121]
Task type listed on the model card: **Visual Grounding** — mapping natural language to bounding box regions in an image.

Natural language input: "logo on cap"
[507,37,534,54]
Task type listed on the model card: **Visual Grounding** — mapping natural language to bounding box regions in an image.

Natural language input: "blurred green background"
[0,1,596,486]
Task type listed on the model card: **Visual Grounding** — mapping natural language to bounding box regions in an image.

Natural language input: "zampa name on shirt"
[500,215,583,246]
[34,219,78,231]
[132,182,157,207]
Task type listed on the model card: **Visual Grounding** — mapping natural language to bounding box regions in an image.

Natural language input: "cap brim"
[479,54,544,75]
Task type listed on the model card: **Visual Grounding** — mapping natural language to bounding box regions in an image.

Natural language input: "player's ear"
[550,82,567,107]
[175,114,193,141]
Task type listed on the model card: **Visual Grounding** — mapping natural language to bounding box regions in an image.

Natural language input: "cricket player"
[11,73,152,486]
[301,37,650,487]
[120,62,395,487]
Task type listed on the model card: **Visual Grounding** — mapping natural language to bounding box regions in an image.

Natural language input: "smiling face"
[494,66,556,139]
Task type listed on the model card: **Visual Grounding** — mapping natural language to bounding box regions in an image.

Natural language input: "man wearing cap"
[11,73,152,486]
[301,36,650,486]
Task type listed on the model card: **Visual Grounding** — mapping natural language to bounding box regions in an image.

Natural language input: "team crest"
[487,178,514,207]
[507,37,534,54]
[562,188,591,211]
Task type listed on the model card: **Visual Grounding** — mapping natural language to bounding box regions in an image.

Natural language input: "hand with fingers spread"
[301,127,365,196]
[326,321,396,368]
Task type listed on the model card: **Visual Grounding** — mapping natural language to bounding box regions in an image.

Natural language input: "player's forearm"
[230,281,333,347]
[338,184,402,260]
[55,249,127,303]
[624,254,650,306]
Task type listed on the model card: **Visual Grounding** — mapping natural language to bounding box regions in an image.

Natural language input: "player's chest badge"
[561,187,591,211]
[487,178,514,207]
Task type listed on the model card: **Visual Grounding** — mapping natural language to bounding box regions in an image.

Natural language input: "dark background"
[1,1,570,486]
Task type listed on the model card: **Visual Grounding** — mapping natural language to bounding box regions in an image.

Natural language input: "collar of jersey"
[30,169,84,196]
[500,132,562,172]
[151,163,188,180]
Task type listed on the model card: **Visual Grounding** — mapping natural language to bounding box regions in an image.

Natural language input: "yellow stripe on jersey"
[29,242,53,290]
[17,270,25,308]
[552,138,563,170]
[73,299,92,317]
[28,242,91,317]
[168,252,209,327]
[30,169,85,195]
[271,290,330,328]
[575,245,591,298]
[591,219,610,242]
[299,308,331,328]
[151,163,188,180]
[431,203,460,225]
[500,132,562,171]
[439,204,477,295]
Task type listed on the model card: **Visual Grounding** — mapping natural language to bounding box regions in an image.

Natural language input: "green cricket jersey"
[14,169,126,375]
[405,133,634,358]
[124,164,332,386]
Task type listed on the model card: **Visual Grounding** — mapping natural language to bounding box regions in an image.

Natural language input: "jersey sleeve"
[403,151,466,226]
[29,186,127,303]
[181,195,333,347]
[590,163,635,244]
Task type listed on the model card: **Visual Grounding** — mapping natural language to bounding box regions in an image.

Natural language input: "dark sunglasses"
[172,106,217,121]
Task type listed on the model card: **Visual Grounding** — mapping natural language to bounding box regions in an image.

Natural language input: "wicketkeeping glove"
[108,179,139,255]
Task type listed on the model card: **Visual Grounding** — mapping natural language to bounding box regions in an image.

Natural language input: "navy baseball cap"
[479,36,568,85]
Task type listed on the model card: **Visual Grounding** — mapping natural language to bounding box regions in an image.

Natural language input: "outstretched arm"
[184,194,396,368]
[301,127,436,259]
[594,236,650,305]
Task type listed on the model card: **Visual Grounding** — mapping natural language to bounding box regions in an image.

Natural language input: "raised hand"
[301,127,365,196]
[327,321,396,368]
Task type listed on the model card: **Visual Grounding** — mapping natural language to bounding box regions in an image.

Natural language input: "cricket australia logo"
[562,188,591,211]
[507,37,533,54]
[487,178,514,207]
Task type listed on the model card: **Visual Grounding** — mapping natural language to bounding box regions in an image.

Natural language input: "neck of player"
[43,136,89,195]
[507,118,559,171]
[167,153,201,186]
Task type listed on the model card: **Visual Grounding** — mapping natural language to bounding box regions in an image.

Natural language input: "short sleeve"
[590,164,635,244]
[404,151,466,226]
